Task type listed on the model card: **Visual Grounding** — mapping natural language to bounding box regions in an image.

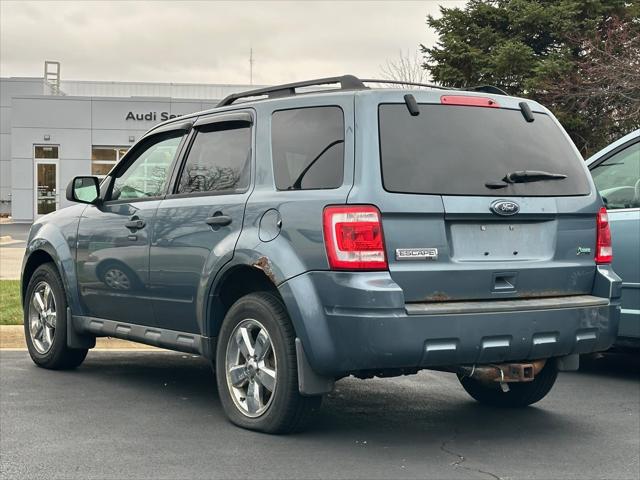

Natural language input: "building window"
[35,145,59,159]
[92,146,129,177]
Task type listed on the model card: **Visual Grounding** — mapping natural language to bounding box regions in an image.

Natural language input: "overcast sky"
[0,0,465,85]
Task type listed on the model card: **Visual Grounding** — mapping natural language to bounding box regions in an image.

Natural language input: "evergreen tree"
[422,0,640,156]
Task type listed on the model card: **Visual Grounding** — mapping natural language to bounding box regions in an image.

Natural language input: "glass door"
[33,146,60,218]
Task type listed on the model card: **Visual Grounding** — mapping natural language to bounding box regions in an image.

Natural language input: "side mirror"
[66,176,101,204]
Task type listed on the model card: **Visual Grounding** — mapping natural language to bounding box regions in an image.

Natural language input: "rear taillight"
[595,207,612,264]
[322,205,387,270]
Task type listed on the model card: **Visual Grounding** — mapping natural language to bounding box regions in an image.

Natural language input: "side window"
[591,142,640,209]
[272,106,344,190]
[110,134,182,201]
[176,124,251,194]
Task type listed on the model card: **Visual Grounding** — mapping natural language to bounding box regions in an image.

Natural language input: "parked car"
[586,130,639,349]
[21,75,621,433]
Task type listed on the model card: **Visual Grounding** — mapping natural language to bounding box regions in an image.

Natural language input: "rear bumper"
[615,302,640,346]
[278,267,621,377]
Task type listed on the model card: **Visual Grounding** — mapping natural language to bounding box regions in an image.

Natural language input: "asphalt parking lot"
[1,351,638,480]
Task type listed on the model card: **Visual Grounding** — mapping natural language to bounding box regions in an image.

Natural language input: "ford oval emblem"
[490,200,520,216]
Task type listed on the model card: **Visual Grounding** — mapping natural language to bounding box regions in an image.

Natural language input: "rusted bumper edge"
[405,295,608,316]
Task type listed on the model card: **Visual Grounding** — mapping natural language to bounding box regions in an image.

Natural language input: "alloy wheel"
[225,318,277,418]
[28,281,57,354]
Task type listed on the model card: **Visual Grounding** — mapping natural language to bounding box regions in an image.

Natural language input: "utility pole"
[249,48,254,85]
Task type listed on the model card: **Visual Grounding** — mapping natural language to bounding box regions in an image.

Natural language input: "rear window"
[379,104,590,196]
[271,106,344,190]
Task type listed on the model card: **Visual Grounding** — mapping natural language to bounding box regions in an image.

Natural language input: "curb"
[0,235,22,246]
[0,241,23,246]
[0,325,161,351]
[0,236,22,246]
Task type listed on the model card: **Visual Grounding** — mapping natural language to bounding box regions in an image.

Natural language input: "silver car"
[587,130,640,348]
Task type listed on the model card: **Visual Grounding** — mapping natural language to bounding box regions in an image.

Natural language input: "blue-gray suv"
[21,76,621,433]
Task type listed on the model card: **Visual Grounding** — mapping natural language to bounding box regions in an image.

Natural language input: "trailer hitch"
[458,359,547,384]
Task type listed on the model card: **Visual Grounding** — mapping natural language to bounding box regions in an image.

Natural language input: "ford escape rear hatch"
[377,98,596,303]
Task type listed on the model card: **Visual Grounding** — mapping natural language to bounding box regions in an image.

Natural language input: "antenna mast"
[249,48,254,85]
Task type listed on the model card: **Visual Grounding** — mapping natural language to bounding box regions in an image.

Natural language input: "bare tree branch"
[535,17,640,155]
[380,50,429,86]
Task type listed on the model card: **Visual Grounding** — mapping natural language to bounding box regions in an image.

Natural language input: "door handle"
[205,214,232,228]
[125,217,146,230]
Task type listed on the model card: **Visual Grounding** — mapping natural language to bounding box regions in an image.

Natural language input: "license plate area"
[448,221,554,261]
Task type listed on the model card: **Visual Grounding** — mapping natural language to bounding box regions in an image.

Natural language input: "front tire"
[458,359,558,408]
[215,292,321,433]
[24,263,88,370]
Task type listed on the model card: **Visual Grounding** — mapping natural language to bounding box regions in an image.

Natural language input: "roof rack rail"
[362,79,510,96]
[359,79,457,91]
[362,79,507,96]
[216,75,509,108]
[217,74,367,107]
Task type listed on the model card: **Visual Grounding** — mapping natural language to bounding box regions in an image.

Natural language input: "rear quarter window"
[271,106,344,190]
[379,104,591,196]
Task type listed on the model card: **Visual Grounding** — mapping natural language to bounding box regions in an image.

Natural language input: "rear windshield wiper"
[485,170,567,189]
[504,170,567,183]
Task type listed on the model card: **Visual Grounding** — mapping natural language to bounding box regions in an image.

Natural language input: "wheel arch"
[202,238,308,339]
[21,249,57,304]
[206,261,335,396]
[22,233,82,314]
[206,263,283,340]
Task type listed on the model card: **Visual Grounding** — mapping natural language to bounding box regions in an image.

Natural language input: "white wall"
[0,78,44,214]
[9,93,218,221]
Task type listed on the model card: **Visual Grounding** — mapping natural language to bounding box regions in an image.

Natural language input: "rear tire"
[215,292,322,433]
[458,359,558,408]
[24,263,88,370]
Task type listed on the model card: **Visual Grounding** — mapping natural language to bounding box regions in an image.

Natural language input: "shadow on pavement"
[75,351,222,410]
[579,352,640,381]
[61,351,593,446]
[311,380,587,445]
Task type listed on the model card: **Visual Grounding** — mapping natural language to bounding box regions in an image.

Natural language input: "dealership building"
[0,70,256,222]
